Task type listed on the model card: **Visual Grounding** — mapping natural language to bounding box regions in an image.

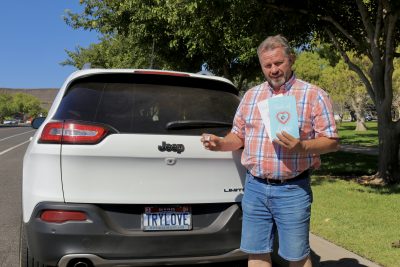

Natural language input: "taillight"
[39,121,109,144]
[40,210,87,223]
[40,122,64,143]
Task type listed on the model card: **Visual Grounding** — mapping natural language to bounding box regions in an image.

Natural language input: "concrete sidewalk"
[308,233,382,267]
[273,234,382,266]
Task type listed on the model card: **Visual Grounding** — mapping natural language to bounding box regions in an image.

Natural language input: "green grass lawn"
[311,175,400,267]
[315,151,378,176]
[337,121,378,147]
[310,142,400,267]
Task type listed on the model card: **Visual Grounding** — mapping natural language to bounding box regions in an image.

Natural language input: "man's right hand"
[200,132,244,152]
[200,134,221,151]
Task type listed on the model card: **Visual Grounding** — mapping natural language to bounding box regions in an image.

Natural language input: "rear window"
[53,74,240,136]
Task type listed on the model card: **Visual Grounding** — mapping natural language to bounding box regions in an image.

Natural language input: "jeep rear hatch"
[49,72,245,204]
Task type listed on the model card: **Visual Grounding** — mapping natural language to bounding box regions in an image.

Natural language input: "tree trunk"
[376,110,400,184]
[351,98,367,132]
[355,120,367,131]
[222,64,232,81]
[236,74,246,92]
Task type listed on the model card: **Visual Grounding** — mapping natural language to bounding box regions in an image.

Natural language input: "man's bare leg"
[248,253,272,267]
[289,255,312,267]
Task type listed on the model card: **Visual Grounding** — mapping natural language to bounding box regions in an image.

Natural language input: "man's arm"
[200,132,244,151]
[275,131,339,155]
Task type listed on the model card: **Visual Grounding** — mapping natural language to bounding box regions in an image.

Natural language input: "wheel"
[19,222,54,267]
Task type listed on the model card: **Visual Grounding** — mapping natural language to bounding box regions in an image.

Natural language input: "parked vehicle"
[365,115,373,121]
[3,119,18,125]
[22,69,246,267]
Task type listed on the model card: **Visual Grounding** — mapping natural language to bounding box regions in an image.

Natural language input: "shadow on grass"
[337,121,378,146]
[312,151,400,194]
[311,176,400,195]
[339,133,378,146]
[314,151,378,176]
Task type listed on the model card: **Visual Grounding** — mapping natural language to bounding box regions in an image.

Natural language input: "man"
[201,35,339,267]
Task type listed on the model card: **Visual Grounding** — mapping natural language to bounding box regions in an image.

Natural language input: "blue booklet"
[257,95,299,141]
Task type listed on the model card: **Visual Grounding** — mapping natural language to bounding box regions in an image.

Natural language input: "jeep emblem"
[158,141,185,154]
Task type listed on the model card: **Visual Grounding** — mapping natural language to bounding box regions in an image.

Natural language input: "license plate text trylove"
[142,206,192,231]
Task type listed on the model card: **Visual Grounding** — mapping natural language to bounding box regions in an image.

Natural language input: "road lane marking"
[0,140,31,155]
[0,130,35,142]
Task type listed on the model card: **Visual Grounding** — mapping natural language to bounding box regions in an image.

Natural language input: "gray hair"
[257,35,293,58]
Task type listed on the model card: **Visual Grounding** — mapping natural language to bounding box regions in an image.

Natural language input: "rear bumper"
[57,250,245,267]
[25,202,245,266]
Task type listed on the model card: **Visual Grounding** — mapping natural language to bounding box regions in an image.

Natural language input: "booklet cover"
[257,95,299,142]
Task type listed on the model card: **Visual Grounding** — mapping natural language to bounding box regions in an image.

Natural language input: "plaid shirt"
[231,74,338,179]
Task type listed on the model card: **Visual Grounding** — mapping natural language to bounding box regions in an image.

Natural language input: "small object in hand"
[204,135,211,141]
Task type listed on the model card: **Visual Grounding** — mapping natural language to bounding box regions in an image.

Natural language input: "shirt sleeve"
[231,95,247,139]
[312,89,339,139]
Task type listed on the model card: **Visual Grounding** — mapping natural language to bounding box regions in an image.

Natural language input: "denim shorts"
[240,171,313,261]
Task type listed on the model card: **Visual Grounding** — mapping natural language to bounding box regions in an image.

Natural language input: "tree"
[61,35,163,70]
[393,57,400,120]
[319,60,350,123]
[265,0,400,183]
[0,93,14,122]
[321,55,373,131]
[293,51,330,85]
[11,93,43,118]
[293,51,347,122]
[63,0,311,91]
[294,50,372,129]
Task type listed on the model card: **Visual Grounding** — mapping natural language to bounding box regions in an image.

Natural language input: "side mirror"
[31,117,46,129]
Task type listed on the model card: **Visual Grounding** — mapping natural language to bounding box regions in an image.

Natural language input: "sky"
[0,0,99,89]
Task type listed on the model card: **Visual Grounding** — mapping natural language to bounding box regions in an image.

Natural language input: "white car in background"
[3,119,18,125]
[21,69,246,267]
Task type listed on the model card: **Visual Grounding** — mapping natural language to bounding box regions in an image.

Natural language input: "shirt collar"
[267,73,296,95]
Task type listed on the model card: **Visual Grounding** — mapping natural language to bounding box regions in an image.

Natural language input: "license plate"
[142,206,192,231]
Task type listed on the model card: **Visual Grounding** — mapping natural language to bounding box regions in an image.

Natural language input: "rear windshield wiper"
[165,120,232,130]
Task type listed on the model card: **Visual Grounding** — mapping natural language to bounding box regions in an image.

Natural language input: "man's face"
[259,47,294,91]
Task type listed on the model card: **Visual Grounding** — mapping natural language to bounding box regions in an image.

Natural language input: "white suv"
[22,69,246,267]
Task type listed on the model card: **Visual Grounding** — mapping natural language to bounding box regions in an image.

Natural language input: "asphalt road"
[0,125,248,267]
[0,126,35,267]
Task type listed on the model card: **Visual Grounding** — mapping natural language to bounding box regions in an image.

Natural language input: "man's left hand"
[274,131,305,153]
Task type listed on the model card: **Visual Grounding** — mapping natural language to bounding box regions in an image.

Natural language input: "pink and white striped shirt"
[231,74,338,179]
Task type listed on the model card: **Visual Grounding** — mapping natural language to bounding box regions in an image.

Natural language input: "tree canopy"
[64,0,313,90]
[0,93,43,121]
